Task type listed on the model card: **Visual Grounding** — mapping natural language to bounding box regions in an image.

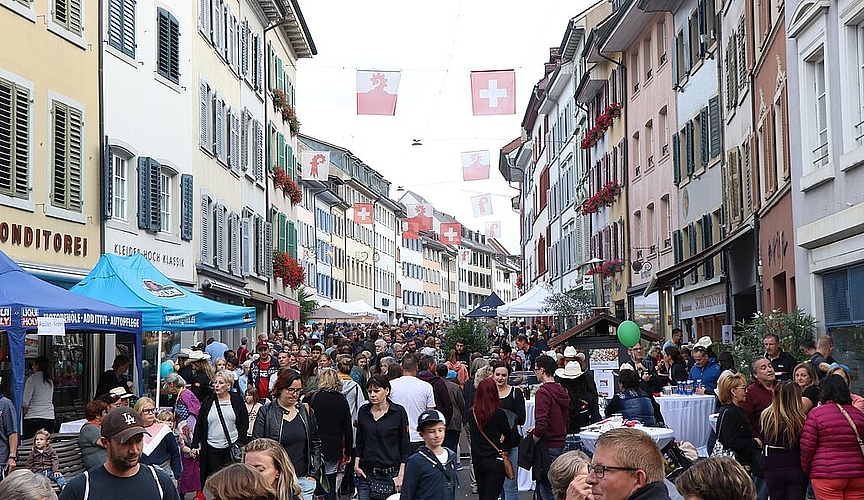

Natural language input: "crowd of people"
[0,320,861,500]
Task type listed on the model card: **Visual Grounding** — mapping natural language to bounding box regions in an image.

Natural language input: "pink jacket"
[800,402,864,478]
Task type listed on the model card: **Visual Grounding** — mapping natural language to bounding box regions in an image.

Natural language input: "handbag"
[711,410,735,458]
[214,396,242,462]
[474,410,516,480]
[836,403,864,458]
[367,473,396,500]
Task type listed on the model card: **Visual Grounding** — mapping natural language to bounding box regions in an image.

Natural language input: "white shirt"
[23,371,55,420]
[389,375,435,442]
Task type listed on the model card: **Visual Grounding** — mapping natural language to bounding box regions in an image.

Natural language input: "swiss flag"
[357,70,400,115]
[354,203,374,224]
[406,203,433,231]
[440,223,462,245]
[470,70,516,116]
[461,150,491,181]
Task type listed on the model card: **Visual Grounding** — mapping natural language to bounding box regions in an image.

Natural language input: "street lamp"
[586,257,604,316]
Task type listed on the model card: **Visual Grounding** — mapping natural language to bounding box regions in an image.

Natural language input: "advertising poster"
[589,348,620,371]
[595,371,615,399]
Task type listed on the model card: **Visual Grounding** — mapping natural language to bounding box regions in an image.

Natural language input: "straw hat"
[555,361,585,379]
[618,363,635,372]
[187,350,211,361]
[563,346,579,358]
[694,336,712,349]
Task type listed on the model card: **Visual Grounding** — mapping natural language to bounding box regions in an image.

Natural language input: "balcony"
[660,53,667,64]
[662,143,669,156]
[635,164,641,177]
[647,155,655,168]
[646,69,653,80]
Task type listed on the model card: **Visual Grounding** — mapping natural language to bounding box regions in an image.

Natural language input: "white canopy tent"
[346,300,388,322]
[496,284,556,317]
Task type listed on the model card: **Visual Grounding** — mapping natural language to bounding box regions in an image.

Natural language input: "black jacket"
[252,400,322,477]
[627,481,672,500]
[417,371,454,423]
[307,389,353,461]
[517,430,550,481]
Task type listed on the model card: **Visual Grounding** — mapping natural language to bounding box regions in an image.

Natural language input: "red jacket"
[800,402,864,478]
[533,381,570,448]
[740,381,773,436]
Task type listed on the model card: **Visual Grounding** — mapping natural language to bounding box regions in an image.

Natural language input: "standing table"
[656,394,716,456]
[517,398,536,491]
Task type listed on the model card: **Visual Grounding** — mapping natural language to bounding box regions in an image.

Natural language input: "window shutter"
[277,133,285,169]
[672,229,682,263]
[277,212,287,251]
[241,19,249,77]
[230,212,241,276]
[68,0,83,35]
[689,223,698,282]
[240,110,249,171]
[709,96,721,157]
[200,195,211,263]
[148,158,162,231]
[66,106,83,212]
[265,221,273,277]
[198,0,207,34]
[0,80,29,200]
[122,0,136,57]
[698,0,707,57]
[168,14,180,82]
[682,25,691,74]
[214,95,225,160]
[180,174,193,240]
[685,121,694,175]
[199,80,209,150]
[103,140,113,219]
[138,157,150,229]
[229,109,239,173]
[287,144,295,180]
[671,34,679,88]
[255,215,264,275]
[287,221,297,259]
[704,214,714,277]
[255,120,264,181]
[216,203,227,271]
[737,18,747,88]
[780,88,790,180]
[255,35,263,92]
[211,0,220,46]
[699,106,709,166]
[221,4,229,58]
[241,216,251,276]
[672,132,681,185]
[108,0,123,52]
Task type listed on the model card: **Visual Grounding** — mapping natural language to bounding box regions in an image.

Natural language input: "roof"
[550,313,662,348]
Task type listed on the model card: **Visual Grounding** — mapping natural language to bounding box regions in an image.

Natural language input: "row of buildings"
[0,0,520,405]
[507,0,864,350]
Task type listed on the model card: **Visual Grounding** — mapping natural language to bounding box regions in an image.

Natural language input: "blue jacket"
[400,446,457,500]
[689,360,721,391]
[605,389,657,426]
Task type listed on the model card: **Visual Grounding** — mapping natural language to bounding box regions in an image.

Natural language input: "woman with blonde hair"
[205,462,277,500]
[716,373,762,475]
[243,438,302,500]
[547,450,591,500]
[307,368,353,500]
[759,382,807,500]
[133,396,182,483]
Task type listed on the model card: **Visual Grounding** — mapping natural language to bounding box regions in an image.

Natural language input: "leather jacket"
[252,400,322,477]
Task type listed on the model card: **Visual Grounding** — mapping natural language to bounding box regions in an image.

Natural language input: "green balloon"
[617,321,641,347]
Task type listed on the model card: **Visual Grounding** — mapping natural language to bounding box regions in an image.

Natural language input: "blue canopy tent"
[0,250,142,418]
[70,253,256,331]
[464,292,505,318]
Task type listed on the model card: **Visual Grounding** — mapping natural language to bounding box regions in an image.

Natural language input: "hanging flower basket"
[285,178,302,204]
[273,250,305,289]
[271,88,301,136]
[581,180,622,215]
[585,259,624,279]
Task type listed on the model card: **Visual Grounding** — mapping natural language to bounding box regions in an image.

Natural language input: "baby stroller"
[662,440,697,481]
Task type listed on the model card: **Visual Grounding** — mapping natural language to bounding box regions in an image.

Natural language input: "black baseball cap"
[417,409,446,432]
[101,407,150,443]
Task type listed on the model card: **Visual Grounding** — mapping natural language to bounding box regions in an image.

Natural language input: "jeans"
[298,477,317,500]
[474,456,506,500]
[536,447,564,500]
[40,470,67,489]
[500,446,519,500]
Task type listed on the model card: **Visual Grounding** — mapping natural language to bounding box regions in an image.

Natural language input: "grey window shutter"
[230,212,241,276]
[230,110,240,173]
[682,25,691,74]
[255,215,264,275]
[222,4,229,58]
[214,95,224,160]
[699,106,709,166]
[240,110,249,171]
[265,220,273,277]
[200,195,211,264]
[138,157,150,229]
[180,174,193,241]
[672,132,681,185]
[671,34,679,89]
[211,0,220,46]
[709,96,721,157]
[255,36,263,92]
[685,121,694,175]
[198,0,207,34]
[67,106,84,212]
[698,0,707,57]
[241,19,249,77]
[199,81,209,151]
[122,0,136,58]
[108,0,123,51]
[255,120,264,181]
[241,216,251,276]
[103,139,113,219]
[216,203,227,271]
[148,157,162,232]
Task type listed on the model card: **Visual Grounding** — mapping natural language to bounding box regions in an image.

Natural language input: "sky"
[294,0,595,254]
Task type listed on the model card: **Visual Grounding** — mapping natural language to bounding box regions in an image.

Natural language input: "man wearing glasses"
[586,427,671,500]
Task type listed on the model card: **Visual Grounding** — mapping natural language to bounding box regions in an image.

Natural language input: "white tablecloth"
[517,399,535,491]
[656,394,716,456]
[59,418,86,434]
[578,427,675,453]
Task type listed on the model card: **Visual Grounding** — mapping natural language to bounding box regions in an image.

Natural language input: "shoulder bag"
[214,396,242,462]
[474,410,516,480]
[711,409,735,458]
[836,403,864,458]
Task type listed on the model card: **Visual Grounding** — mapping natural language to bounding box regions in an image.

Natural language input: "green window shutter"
[277,212,287,252]
[709,95,721,157]
[698,0,707,57]
[52,101,83,212]
[685,121,694,175]
[137,157,150,229]
[700,106,709,166]
[287,221,297,259]
[268,44,274,89]
[180,174,193,240]
[103,139,113,219]
[275,55,284,91]
[672,230,682,263]
[1,78,31,200]
[286,144,294,180]
[277,133,285,169]
[672,132,681,185]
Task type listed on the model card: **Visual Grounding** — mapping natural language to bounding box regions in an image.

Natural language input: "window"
[160,170,172,233]
[658,21,668,64]
[108,0,135,58]
[856,22,864,145]
[50,100,83,212]
[630,53,640,93]
[661,194,671,247]
[112,153,127,219]
[660,106,669,155]
[0,76,30,200]
[645,120,655,168]
[809,52,829,169]
[644,38,653,80]
[199,79,212,153]
[52,0,83,35]
[157,8,180,84]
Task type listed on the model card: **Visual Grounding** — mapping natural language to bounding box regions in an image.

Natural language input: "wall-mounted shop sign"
[678,283,726,320]
[0,222,89,257]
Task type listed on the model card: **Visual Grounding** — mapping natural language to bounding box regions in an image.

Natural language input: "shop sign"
[113,244,186,268]
[0,222,88,257]
[678,283,726,320]
[37,317,66,336]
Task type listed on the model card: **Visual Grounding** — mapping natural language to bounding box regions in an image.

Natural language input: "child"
[244,386,262,437]
[156,410,176,431]
[400,409,457,500]
[26,429,67,490]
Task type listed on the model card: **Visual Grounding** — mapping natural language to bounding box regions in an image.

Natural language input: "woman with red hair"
[468,377,515,500]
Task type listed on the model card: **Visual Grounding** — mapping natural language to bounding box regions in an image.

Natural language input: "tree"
[298,287,316,325]
[720,308,817,378]
[543,288,594,331]
[443,319,493,356]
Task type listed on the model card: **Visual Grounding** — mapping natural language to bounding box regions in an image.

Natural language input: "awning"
[549,313,662,348]
[643,224,753,296]
[276,299,300,321]
[465,292,505,318]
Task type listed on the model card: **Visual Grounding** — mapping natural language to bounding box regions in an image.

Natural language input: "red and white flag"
[459,248,471,265]
[461,150,491,181]
[406,203,433,231]
[356,70,400,115]
[354,203,374,224]
[439,223,462,245]
[470,70,516,116]
[470,194,492,217]
[485,221,501,239]
[402,220,419,240]
[301,151,329,181]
